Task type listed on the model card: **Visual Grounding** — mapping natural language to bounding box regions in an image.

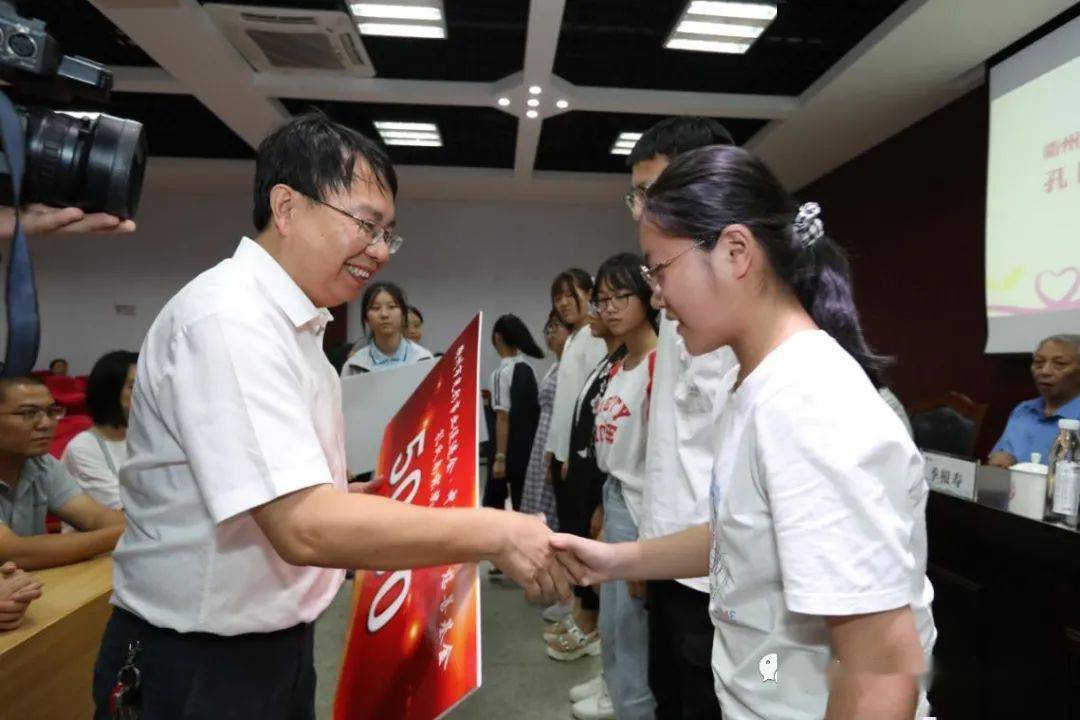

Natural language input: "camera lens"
[20,108,147,219]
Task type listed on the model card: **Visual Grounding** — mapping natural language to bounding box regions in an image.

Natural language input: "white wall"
[26,182,637,385]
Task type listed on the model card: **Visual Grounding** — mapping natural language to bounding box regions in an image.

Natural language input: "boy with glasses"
[0,376,125,570]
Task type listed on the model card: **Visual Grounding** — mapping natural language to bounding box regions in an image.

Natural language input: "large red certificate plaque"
[334,314,483,720]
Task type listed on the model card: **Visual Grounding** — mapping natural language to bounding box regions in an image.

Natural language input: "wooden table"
[0,555,113,719]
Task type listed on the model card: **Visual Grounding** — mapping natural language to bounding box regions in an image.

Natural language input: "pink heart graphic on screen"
[1035,267,1080,308]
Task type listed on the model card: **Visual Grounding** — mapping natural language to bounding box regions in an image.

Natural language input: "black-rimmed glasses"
[313,198,404,255]
[590,292,635,314]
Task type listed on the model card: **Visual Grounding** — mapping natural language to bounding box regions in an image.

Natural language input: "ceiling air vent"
[204,3,376,77]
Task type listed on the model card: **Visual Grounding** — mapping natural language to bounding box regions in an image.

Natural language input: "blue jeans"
[600,479,657,720]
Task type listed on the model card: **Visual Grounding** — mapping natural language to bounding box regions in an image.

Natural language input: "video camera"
[0,1,147,218]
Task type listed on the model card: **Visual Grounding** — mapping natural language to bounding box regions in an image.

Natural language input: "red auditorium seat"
[44,415,92,533]
[52,391,87,416]
[44,374,80,395]
[50,414,92,459]
[44,375,87,415]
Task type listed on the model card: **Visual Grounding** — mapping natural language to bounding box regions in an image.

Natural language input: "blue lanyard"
[0,93,40,376]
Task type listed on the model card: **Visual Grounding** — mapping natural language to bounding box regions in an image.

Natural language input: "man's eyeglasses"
[3,404,66,425]
[313,198,404,255]
[640,240,706,291]
[590,292,635,314]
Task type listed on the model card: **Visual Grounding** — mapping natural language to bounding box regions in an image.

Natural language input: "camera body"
[0,1,147,219]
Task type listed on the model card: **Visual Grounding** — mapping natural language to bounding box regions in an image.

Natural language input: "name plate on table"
[923,451,977,501]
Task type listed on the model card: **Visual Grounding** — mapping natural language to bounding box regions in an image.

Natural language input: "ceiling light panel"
[610,131,642,156]
[665,1,776,54]
[351,1,447,39]
[374,120,442,147]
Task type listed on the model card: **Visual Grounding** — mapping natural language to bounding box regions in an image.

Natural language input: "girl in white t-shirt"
[62,350,138,510]
[553,145,936,720]
[589,252,659,719]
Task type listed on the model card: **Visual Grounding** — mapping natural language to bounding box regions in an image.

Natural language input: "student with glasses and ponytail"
[486,314,544,512]
[545,300,625,673]
[581,252,659,720]
[554,145,936,720]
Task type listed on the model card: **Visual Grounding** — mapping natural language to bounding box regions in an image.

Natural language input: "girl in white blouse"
[61,350,138,510]
[544,269,607,482]
[554,145,936,720]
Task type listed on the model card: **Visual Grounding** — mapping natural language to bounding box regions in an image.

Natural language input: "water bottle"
[1045,418,1080,527]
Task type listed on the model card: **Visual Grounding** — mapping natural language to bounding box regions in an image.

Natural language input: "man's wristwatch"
[494,453,507,461]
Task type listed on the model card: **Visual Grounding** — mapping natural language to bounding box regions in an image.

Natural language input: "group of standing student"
[531,115,936,720]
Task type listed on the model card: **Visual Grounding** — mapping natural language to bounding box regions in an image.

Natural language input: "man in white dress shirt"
[633,118,736,720]
[92,113,568,720]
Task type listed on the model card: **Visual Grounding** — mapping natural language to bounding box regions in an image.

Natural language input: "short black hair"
[86,350,138,427]
[628,117,735,167]
[360,281,407,335]
[252,111,398,232]
[407,306,424,324]
[48,358,68,372]
[0,375,46,405]
[593,253,660,331]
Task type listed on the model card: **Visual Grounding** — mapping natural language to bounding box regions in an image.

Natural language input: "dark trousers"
[482,471,524,510]
[647,580,723,720]
[93,607,316,720]
[553,458,601,611]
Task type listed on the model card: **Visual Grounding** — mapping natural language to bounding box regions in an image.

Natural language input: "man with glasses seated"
[0,376,125,570]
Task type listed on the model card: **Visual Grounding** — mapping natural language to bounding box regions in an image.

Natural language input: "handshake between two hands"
[489,512,622,604]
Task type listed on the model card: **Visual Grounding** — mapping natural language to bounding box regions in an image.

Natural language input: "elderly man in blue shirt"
[989,334,1080,467]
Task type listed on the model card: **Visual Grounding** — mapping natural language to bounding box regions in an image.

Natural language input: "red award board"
[334,313,483,720]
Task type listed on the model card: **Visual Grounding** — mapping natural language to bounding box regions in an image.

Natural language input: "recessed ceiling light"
[526,110,539,119]
[528,85,542,95]
[358,22,446,38]
[374,121,442,147]
[676,20,764,38]
[610,131,642,155]
[666,38,751,53]
[687,1,777,20]
[527,98,540,107]
[666,1,775,54]
[555,99,569,109]
[350,3,442,21]
[497,97,511,107]
[374,121,438,131]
